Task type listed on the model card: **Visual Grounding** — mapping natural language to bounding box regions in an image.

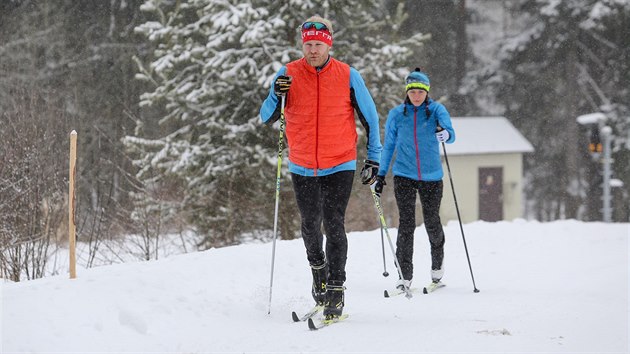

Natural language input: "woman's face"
[407,89,427,106]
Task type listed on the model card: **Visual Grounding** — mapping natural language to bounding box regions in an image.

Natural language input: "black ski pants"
[394,176,445,281]
[291,170,354,283]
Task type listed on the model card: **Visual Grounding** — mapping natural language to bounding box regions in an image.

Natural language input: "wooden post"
[69,130,77,279]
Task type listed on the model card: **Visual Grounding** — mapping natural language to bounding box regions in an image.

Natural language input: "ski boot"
[323,280,345,320]
[431,247,444,283]
[310,261,327,305]
[431,267,444,283]
[396,278,412,291]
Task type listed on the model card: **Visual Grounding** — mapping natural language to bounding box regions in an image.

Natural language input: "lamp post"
[576,112,612,222]
[600,126,612,222]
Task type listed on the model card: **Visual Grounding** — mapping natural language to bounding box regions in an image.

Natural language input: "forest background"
[1,0,629,281]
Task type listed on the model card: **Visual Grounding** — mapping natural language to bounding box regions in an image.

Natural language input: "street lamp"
[600,126,612,222]
[576,112,613,222]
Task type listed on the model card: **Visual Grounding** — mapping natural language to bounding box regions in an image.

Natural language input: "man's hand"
[360,160,379,185]
[274,75,292,96]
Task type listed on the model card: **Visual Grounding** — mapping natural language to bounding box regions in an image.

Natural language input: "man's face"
[302,40,330,67]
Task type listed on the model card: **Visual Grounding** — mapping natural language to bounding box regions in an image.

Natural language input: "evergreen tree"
[385,0,473,115]
[0,0,149,277]
[478,0,629,220]
[128,0,426,248]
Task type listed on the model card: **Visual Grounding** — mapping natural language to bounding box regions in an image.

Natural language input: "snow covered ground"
[2,220,629,353]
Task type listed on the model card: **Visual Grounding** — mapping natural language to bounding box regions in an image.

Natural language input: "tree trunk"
[562,25,581,219]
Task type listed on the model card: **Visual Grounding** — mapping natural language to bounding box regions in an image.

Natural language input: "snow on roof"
[444,117,534,155]
[576,112,607,125]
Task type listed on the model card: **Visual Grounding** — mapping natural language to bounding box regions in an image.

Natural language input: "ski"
[383,287,420,298]
[422,281,446,294]
[307,314,349,330]
[291,305,323,322]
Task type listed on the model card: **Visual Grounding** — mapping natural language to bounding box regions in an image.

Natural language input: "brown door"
[479,167,503,221]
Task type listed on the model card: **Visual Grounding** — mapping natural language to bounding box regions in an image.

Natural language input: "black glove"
[374,175,386,196]
[360,160,379,185]
[274,75,292,96]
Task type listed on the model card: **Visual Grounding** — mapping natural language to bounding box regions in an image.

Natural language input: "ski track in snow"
[3,220,629,353]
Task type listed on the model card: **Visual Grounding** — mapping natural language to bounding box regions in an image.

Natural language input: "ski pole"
[379,221,389,277]
[437,126,480,293]
[369,184,411,298]
[268,94,287,314]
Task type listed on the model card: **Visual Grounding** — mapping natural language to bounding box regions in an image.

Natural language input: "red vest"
[285,58,357,170]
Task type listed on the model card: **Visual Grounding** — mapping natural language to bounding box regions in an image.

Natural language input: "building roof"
[443,117,535,155]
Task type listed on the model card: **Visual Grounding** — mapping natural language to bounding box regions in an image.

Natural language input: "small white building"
[439,117,534,223]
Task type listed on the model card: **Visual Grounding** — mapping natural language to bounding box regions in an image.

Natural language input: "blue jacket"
[378,99,455,181]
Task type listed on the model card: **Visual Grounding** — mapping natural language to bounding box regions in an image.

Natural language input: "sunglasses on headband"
[301,21,328,31]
